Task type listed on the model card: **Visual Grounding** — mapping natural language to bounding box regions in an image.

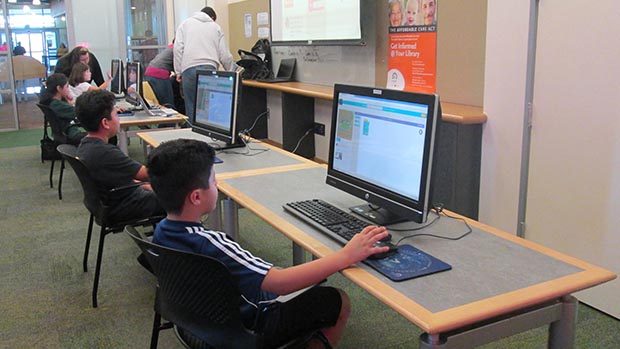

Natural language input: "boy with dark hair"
[75,90,164,222]
[147,139,390,348]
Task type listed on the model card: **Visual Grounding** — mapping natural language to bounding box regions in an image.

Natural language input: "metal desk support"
[419,296,577,349]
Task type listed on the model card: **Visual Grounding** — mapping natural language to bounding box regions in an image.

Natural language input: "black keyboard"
[284,199,383,245]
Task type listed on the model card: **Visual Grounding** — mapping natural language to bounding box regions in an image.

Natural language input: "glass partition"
[125,0,167,67]
[0,0,18,131]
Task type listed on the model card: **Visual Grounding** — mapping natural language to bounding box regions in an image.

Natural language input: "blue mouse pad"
[363,244,451,282]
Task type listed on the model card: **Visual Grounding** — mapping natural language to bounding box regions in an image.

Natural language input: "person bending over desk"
[55,46,105,86]
[75,90,164,222]
[147,139,390,349]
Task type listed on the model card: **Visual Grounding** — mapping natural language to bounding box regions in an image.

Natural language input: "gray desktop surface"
[223,167,583,313]
[144,129,306,174]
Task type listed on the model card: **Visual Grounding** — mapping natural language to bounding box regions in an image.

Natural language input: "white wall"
[479,1,531,234]
[482,0,620,318]
[524,0,620,318]
[65,0,122,71]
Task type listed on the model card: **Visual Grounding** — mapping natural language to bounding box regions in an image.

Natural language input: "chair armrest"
[108,181,148,194]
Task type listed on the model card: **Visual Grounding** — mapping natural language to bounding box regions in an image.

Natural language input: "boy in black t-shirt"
[75,90,164,222]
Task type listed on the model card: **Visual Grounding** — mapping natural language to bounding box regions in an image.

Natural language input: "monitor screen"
[110,59,124,94]
[327,84,440,224]
[191,70,243,148]
[270,0,362,45]
[125,61,141,105]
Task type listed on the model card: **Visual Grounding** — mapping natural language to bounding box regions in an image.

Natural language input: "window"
[125,0,167,67]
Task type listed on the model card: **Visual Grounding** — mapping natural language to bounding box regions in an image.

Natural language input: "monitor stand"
[350,204,408,226]
[218,142,245,150]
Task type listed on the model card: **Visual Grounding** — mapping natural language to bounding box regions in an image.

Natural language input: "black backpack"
[237,39,273,80]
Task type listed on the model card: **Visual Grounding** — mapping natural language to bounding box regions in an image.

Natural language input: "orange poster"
[387,0,437,93]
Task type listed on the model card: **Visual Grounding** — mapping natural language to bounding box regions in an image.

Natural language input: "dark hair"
[201,6,217,21]
[75,90,116,132]
[68,62,90,87]
[67,46,89,65]
[147,139,216,215]
[40,73,68,105]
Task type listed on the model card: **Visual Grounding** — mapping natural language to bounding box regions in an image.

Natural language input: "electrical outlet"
[313,122,325,136]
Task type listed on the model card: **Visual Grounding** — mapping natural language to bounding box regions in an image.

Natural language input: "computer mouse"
[368,242,398,260]
[379,232,393,242]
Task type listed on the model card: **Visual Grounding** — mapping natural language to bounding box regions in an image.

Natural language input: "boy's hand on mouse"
[342,225,390,264]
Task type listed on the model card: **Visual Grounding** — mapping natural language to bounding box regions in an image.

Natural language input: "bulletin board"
[229,0,269,60]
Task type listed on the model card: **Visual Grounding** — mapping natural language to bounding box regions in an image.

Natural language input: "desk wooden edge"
[424,211,618,333]
[120,114,186,127]
[243,80,487,125]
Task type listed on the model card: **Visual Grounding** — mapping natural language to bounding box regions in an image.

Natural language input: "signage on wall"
[386,0,437,93]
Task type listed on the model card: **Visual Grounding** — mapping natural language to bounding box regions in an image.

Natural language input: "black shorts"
[257,286,342,349]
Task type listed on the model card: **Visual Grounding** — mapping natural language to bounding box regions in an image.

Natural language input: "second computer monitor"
[191,70,243,149]
[327,84,441,225]
[110,58,124,95]
[125,61,141,105]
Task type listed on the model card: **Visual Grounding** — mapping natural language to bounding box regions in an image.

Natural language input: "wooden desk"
[137,128,319,178]
[137,128,319,238]
[242,80,485,219]
[118,112,186,155]
[217,165,616,349]
[137,128,615,348]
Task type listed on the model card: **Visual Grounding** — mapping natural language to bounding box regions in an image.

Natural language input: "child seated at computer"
[68,62,112,100]
[147,139,390,349]
[39,73,86,145]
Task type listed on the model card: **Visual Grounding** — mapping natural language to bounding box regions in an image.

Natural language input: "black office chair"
[37,103,67,200]
[57,144,164,307]
[125,225,316,349]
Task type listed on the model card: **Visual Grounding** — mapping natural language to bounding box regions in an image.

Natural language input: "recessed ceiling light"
[33,0,42,5]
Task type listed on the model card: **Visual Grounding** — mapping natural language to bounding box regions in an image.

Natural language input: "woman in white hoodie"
[174,6,237,119]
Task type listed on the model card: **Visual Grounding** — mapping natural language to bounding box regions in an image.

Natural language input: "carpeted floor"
[1,133,619,348]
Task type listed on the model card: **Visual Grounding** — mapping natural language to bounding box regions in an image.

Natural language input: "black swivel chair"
[57,144,164,307]
[125,225,316,349]
[37,103,67,200]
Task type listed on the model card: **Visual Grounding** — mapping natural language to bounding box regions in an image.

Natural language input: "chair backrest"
[124,225,260,348]
[57,144,105,218]
[37,103,68,144]
[142,81,160,105]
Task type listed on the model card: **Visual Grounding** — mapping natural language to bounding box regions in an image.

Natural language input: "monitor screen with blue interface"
[327,84,440,224]
[192,70,241,147]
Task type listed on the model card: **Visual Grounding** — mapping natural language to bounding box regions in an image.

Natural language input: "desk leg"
[548,295,577,349]
[206,195,223,232]
[292,243,305,265]
[118,129,129,155]
[223,197,239,241]
[419,334,446,348]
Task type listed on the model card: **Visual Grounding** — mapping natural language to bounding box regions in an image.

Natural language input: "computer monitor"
[326,84,441,225]
[110,59,124,95]
[125,61,141,105]
[191,70,244,149]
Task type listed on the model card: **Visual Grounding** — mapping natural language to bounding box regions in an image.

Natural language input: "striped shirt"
[153,218,276,324]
